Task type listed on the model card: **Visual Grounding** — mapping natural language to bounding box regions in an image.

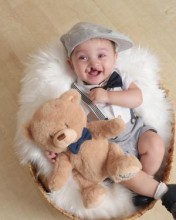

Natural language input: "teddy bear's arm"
[88,117,125,139]
[48,153,72,191]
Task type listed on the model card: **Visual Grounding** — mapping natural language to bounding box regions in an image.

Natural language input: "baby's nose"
[89,58,100,69]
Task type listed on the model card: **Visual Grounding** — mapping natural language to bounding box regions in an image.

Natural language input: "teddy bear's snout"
[53,129,77,149]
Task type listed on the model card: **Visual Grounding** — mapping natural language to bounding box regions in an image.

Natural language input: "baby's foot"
[161,184,176,219]
[133,194,154,206]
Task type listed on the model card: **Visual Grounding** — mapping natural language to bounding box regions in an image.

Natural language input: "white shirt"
[75,70,134,124]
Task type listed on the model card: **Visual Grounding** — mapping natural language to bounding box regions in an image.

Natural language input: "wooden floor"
[0,0,176,219]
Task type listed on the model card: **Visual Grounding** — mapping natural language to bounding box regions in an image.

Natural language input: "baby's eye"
[98,53,106,58]
[78,55,88,61]
[65,123,69,128]
[49,134,54,138]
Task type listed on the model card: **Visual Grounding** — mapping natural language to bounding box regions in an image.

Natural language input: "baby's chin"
[85,75,106,85]
[84,79,103,85]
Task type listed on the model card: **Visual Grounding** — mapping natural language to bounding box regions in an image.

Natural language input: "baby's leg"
[127,131,165,207]
[137,130,165,176]
[122,170,176,219]
[122,170,159,197]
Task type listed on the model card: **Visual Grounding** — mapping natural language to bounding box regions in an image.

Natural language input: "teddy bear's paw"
[48,182,57,191]
[109,117,126,135]
[112,169,140,182]
[114,170,138,182]
[48,178,65,191]
[110,155,142,182]
[82,185,106,208]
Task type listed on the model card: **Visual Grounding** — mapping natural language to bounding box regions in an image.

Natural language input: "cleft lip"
[88,68,102,76]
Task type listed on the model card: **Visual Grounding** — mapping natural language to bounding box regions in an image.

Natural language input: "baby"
[47,22,176,218]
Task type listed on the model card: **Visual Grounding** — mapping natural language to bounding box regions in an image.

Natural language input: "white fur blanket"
[15,42,173,220]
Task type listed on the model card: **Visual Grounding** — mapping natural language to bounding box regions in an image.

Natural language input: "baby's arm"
[89,82,143,108]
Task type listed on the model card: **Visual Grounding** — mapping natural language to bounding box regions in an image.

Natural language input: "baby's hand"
[45,150,58,163]
[89,88,109,104]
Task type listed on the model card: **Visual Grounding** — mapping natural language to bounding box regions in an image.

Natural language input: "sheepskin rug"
[15,41,173,220]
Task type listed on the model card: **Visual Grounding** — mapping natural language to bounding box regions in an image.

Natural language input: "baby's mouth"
[88,68,102,76]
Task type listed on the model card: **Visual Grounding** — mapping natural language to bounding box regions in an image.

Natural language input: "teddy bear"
[25,89,142,208]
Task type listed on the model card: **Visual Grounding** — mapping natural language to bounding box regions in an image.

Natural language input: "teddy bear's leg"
[73,171,106,208]
[106,143,142,182]
[48,153,72,191]
[82,184,107,208]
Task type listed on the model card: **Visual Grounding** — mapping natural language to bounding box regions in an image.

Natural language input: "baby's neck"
[82,78,109,86]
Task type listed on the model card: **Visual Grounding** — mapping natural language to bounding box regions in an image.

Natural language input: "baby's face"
[69,38,117,85]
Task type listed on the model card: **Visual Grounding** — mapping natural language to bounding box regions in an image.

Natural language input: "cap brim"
[70,33,133,56]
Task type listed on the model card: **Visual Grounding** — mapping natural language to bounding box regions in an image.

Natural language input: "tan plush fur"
[25,89,142,208]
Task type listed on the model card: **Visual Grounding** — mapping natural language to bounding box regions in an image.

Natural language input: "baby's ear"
[60,89,81,104]
[67,58,74,70]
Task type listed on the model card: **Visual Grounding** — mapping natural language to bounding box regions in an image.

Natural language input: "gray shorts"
[110,117,157,157]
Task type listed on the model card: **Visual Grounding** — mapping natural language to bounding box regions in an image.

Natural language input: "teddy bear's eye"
[65,123,69,128]
[49,134,54,138]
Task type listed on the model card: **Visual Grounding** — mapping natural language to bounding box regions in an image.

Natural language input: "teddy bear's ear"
[60,89,81,104]
[23,122,33,140]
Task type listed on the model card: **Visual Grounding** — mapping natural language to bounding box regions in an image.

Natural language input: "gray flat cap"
[60,22,133,57]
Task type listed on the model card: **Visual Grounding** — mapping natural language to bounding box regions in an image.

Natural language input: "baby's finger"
[51,158,56,163]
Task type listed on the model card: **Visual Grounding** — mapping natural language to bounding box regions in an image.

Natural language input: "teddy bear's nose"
[53,129,77,149]
[57,133,66,141]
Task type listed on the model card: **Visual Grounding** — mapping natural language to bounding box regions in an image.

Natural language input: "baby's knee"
[149,134,165,156]
[138,131,165,157]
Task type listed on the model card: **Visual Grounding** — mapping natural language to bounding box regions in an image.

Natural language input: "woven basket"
[29,91,175,220]
[18,43,174,220]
